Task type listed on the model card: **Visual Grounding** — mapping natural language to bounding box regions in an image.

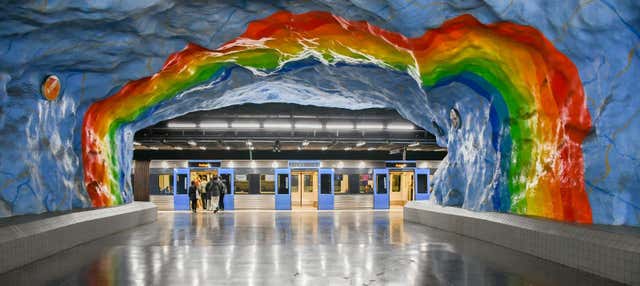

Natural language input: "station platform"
[404,201,640,285]
[0,209,621,285]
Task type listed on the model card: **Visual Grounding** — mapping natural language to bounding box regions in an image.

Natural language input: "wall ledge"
[0,202,157,274]
[404,201,640,285]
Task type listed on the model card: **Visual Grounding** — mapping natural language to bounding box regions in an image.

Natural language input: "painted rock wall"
[0,1,638,226]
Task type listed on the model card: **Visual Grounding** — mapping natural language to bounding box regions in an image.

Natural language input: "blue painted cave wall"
[0,0,638,225]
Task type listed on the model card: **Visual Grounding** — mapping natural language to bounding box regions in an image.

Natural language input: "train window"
[260,174,275,194]
[277,174,289,194]
[376,174,387,194]
[235,174,249,194]
[320,174,331,194]
[417,174,428,194]
[152,174,173,195]
[359,174,373,194]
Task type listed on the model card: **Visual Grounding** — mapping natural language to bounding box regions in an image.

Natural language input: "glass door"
[173,168,190,210]
[275,168,291,210]
[414,168,430,201]
[291,172,301,207]
[300,172,317,208]
[373,168,389,209]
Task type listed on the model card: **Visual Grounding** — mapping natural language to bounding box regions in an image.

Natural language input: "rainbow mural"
[82,11,592,222]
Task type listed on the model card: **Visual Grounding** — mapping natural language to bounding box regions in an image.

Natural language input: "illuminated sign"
[288,161,320,169]
[385,161,416,168]
[188,161,221,168]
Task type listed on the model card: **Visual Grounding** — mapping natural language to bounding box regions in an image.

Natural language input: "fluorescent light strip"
[326,122,354,130]
[295,122,322,129]
[356,123,384,130]
[167,122,196,128]
[231,121,260,128]
[199,121,228,128]
[386,123,414,131]
[263,121,292,129]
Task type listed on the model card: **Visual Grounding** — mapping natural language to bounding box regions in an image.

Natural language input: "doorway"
[389,171,414,206]
[291,170,318,209]
[190,168,218,210]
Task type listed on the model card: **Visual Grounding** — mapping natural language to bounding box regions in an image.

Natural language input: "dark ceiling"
[133,103,447,160]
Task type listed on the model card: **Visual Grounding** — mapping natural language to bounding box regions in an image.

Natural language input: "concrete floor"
[0,210,622,286]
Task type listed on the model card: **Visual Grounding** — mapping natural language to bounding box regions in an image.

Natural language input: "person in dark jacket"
[188,180,198,213]
[217,177,227,212]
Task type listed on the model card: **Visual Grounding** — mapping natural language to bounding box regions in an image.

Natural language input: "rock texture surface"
[0,1,638,225]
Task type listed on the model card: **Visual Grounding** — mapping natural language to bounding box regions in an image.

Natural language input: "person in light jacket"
[208,175,220,213]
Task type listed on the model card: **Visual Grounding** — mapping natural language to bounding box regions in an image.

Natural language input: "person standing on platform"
[209,175,220,213]
[217,176,227,212]
[188,181,198,213]
[205,177,215,211]
[201,177,209,210]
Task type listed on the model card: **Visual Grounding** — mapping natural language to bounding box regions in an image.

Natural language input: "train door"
[318,168,334,210]
[373,168,389,209]
[219,168,235,210]
[275,168,291,210]
[173,168,190,210]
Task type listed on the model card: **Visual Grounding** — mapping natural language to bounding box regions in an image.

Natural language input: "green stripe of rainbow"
[82,11,592,222]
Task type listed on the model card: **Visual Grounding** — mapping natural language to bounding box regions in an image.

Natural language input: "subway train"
[146,160,439,210]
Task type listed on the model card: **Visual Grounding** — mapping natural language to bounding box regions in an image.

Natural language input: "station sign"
[288,160,320,169]
[385,161,417,168]
[188,161,221,168]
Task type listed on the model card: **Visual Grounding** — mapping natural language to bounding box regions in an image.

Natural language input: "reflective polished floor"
[0,210,622,286]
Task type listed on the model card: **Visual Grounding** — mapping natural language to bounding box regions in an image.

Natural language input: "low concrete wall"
[0,202,157,273]
[404,201,640,285]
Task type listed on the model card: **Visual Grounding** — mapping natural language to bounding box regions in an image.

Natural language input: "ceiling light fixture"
[187,140,197,146]
[337,161,344,169]
[133,141,141,146]
[174,146,183,150]
[167,122,196,128]
[344,146,352,151]
[358,161,366,168]
[245,141,253,146]
[250,161,257,169]
[199,121,228,128]
[225,146,231,150]
[301,140,310,146]
[199,146,207,150]
[150,146,160,150]
[356,141,366,147]
[297,146,302,151]
[356,123,384,130]
[321,146,328,151]
[386,123,414,131]
[326,122,354,130]
[367,147,376,151]
[263,121,292,129]
[271,161,279,168]
[294,122,322,129]
[408,142,420,147]
[231,121,260,129]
